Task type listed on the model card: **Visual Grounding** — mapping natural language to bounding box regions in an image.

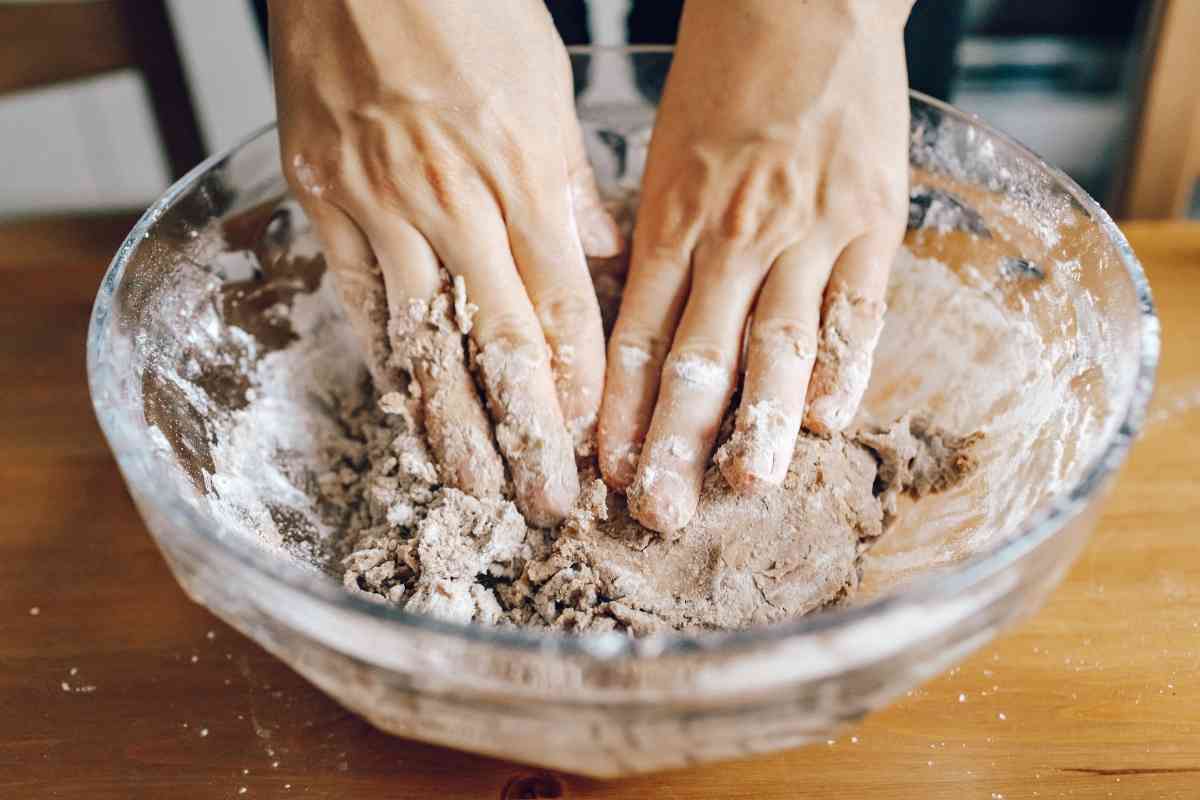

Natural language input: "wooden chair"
[1118,0,1200,219]
[0,0,206,180]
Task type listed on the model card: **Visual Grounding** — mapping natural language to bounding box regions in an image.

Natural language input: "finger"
[565,114,622,258]
[627,242,762,534]
[425,211,579,527]
[298,200,398,392]
[803,230,898,436]
[507,192,607,456]
[716,240,832,492]
[366,216,506,500]
[596,241,692,490]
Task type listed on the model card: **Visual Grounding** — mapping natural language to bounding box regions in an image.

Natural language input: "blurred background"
[2,0,1197,220]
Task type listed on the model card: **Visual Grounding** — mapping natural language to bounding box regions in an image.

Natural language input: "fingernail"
[529,467,581,528]
[628,466,694,535]
[627,431,701,535]
[716,400,797,491]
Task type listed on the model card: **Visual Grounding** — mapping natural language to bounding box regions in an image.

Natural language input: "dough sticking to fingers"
[804,290,886,436]
[475,340,580,527]
[715,398,802,489]
[388,277,505,499]
[626,350,738,536]
[716,240,827,491]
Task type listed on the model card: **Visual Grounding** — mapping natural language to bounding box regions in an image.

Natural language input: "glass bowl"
[88,47,1158,776]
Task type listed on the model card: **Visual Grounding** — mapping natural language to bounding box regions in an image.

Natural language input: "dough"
[318,373,980,635]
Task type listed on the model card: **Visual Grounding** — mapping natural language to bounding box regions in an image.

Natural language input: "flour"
[299,261,980,632]
[668,354,727,389]
[290,154,325,198]
[131,187,1110,635]
[618,344,651,370]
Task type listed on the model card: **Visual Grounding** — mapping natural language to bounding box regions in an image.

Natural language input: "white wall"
[165,0,273,155]
[0,72,167,216]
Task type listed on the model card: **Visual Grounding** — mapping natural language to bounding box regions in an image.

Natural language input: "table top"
[1,215,1198,800]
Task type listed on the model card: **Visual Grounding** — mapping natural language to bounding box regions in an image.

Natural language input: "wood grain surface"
[0,216,1197,799]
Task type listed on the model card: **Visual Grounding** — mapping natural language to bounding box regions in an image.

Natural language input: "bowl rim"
[89,45,1160,662]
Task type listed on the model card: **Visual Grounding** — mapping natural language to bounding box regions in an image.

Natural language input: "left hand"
[597,0,913,534]
[270,0,620,527]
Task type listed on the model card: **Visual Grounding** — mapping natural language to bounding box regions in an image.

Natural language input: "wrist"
[684,0,912,37]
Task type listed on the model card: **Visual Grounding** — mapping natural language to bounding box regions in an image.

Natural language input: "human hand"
[270,0,620,526]
[597,0,913,533]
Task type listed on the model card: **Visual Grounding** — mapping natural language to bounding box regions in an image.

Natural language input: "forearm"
[680,0,914,34]
[666,0,910,140]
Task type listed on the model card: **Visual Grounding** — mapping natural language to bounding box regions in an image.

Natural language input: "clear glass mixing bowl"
[88,47,1158,776]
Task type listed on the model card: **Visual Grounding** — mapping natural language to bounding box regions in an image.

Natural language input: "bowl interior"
[89,49,1152,650]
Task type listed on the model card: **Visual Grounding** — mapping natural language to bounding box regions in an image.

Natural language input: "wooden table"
[2,216,1197,799]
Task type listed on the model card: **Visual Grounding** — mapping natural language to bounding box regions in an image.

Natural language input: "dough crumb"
[317,342,981,634]
[451,274,477,335]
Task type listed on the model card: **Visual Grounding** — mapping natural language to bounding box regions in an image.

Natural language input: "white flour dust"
[130,194,1113,630]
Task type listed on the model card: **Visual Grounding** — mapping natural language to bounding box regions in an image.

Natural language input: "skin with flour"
[597,0,914,533]
[272,0,915,532]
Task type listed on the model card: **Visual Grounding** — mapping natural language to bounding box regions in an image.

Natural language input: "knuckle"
[664,341,736,390]
[610,322,673,367]
[694,239,773,284]
[531,285,598,341]
[669,341,731,368]
[751,316,818,359]
[472,309,542,355]
[714,163,814,253]
[632,238,691,276]
[695,250,756,285]
[352,117,476,220]
[862,178,907,220]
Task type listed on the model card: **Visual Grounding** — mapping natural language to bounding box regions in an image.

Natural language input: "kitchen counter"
[1,215,1197,799]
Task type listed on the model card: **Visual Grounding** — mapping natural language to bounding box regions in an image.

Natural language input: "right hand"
[597,0,911,534]
[270,0,620,526]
